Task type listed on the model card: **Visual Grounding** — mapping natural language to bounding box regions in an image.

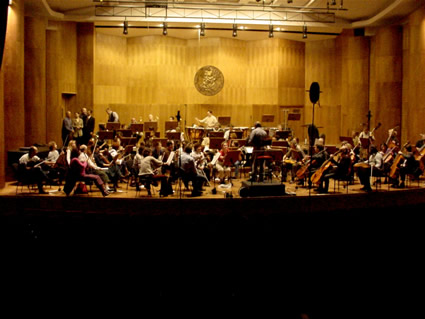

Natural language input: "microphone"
[176,110,181,122]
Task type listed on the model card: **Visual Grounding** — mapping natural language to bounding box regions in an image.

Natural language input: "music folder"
[165,151,175,166]
[211,152,221,166]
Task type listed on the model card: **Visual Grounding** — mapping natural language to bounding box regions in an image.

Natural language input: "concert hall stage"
[2,181,425,306]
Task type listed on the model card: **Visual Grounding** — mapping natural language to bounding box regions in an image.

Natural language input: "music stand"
[98,130,114,141]
[261,114,275,123]
[165,121,178,132]
[121,137,137,146]
[116,129,133,137]
[224,150,241,167]
[106,122,120,131]
[144,121,158,132]
[209,138,225,150]
[166,132,181,141]
[218,116,231,126]
[129,123,144,133]
[209,131,225,138]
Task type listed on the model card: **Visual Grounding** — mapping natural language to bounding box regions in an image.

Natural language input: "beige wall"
[94,34,306,137]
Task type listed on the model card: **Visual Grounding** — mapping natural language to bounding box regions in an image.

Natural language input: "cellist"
[315,144,352,194]
[391,144,421,188]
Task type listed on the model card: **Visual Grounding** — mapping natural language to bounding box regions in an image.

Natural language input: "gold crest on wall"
[194,65,224,96]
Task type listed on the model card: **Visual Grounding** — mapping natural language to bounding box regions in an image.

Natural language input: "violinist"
[18,146,49,194]
[78,144,111,192]
[315,144,352,194]
[94,145,123,192]
[215,142,231,184]
[191,143,210,184]
[281,139,305,183]
[391,144,421,188]
[152,141,164,160]
[138,148,172,197]
[356,145,384,192]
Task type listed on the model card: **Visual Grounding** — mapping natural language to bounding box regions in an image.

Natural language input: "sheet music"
[211,152,221,166]
[166,151,175,166]
[244,146,253,154]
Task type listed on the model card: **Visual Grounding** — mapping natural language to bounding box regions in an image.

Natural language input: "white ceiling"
[23,0,424,41]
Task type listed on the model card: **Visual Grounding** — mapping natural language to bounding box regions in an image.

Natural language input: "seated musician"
[63,148,109,197]
[79,144,111,193]
[138,148,172,197]
[391,144,421,188]
[180,145,204,197]
[152,141,164,160]
[18,146,49,194]
[191,143,210,184]
[214,142,231,183]
[93,145,123,192]
[148,114,159,122]
[316,144,352,194]
[281,138,305,183]
[46,141,60,164]
[356,145,384,192]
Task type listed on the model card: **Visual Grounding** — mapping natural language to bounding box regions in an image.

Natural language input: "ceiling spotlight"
[269,25,274,38]
[287,0,293,3]
[163,22,168,36]
[303,25,307,39]
[123,20,128,35]
[200,23,205,36]
[340,0,344,8]
[232,24,237,37]
[331,0,336,5]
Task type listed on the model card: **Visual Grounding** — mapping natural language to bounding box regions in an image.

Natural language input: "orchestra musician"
[281,138,305,183]
[214,142,231,184]
[152,141,164,160]
[18,146,50,194]
[391,144,421,188]
[191,143,210,184]
[315,144,352,194]
[355,145,384,192]
[180,145,204,197]
[358,123,375,160]
[195,110,218,128]
[138,148,172,197]
[148,114,159,122]
[299,138,328,187]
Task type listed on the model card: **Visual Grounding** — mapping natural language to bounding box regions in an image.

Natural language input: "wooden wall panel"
[3,0,25,152]
[24,16,47,145]
[403,5,425,144]
[0,68,4,187]
[46,29,62,146]
[77,23,94,111]
[305,38,341,145]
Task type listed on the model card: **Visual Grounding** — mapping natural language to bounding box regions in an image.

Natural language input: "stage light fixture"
[287,0,293,3]
[163,22,168,36]
[331,0,336,5]
[269,25,274,38]
[200,23,205,36]
[123,20,128,35]
[232,24,237,37]
[303,25,307,39]
[9,0,13,5]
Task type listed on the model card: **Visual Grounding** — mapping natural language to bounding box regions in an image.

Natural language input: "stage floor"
[1,174,422,199]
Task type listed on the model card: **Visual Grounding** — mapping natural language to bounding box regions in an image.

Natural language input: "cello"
[389,142,409,179]
[310,149,343,185]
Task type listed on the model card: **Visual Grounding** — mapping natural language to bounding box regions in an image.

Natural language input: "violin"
[389,142,409,179]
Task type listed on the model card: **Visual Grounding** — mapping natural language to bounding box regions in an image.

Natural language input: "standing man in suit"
[62,111,73,146]
[83,109,95,145]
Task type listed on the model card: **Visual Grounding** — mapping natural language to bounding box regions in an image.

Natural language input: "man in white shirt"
[196,110,218,128]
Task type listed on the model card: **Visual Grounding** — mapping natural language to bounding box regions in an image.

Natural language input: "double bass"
[389,142,409,179]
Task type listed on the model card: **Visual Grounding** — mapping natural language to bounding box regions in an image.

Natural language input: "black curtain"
[0,0,9,70]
